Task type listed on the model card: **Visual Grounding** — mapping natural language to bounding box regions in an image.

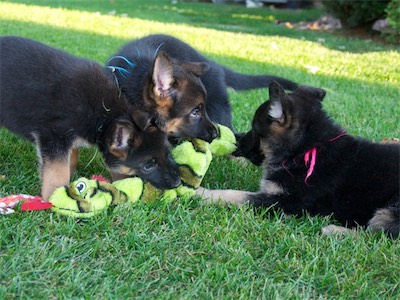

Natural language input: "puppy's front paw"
[321,224,354,236]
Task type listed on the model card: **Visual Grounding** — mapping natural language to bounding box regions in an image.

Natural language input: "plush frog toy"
[48,124,236,217]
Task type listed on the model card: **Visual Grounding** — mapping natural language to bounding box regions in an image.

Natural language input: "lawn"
[1,0,399,299]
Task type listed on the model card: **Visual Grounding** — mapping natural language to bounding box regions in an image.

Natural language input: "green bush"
[323,0,390,28]
[383,0,400,43]
[386,0,400,31]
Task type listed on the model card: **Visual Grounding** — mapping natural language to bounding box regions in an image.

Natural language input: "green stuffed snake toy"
[49,124,236,217]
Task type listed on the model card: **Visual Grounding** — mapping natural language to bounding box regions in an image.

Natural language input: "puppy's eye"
[142,159,157,173]
[189,106,201,119]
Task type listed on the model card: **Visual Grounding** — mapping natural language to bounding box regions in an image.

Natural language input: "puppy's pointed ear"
[268,81,287,124]
[299,85,327,101]
[314,88,326,101]
[152,51,174,98]
[182,62,210,77]
[109,120,134,160]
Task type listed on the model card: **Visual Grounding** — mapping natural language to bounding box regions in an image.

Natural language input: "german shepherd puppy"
[197,82,400,238]
[0,36,181,201]
[107,34,299,138]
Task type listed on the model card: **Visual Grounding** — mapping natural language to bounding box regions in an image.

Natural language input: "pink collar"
[304,147,317,185]
[303,131,347,185]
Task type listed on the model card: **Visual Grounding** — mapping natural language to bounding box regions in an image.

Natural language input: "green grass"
[1,0,399,299]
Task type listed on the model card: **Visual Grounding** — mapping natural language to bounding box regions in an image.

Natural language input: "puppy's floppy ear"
[109,119,134,160]
[268,81,287,124]
[182,62,210,77]
[152,51,174,98]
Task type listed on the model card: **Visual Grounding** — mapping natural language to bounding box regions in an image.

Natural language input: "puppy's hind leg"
[368,204,400,238]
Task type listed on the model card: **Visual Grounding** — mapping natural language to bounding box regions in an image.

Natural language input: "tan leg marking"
[41,159,70,201]
[69,137,91,176]
[196,187,253,205]
[261,179,284,195]
[69,148,79,177]
[321,224,355,236]
[368,208,393,233]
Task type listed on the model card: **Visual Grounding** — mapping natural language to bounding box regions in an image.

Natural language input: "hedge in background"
[323,0,390,28]
[386,0,400,42]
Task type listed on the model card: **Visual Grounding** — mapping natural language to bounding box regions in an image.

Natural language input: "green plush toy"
[49,124,236,217]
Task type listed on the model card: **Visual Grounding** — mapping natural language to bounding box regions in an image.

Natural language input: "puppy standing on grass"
[197,82,400,238]
[0,36,181,201]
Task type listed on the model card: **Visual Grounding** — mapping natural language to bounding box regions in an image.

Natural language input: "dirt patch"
[333,26,394,45]
[277,15,395,45]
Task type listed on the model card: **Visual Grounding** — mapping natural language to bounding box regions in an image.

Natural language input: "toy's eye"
[75,181,86,194]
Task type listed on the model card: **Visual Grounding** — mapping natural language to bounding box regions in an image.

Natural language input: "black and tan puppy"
[197,82,400,238]
[107,34,299,139]
[0,36,181,201]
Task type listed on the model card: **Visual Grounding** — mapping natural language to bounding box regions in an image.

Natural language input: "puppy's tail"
[223,67,298,91]
[368,202,400,238]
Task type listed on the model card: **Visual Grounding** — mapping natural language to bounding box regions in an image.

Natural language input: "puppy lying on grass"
[197,82,399,238]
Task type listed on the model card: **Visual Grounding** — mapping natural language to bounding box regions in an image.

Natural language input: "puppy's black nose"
[232,148,243,157]
[203,124,218,142]
[210,126,218,140]
[167,176,181,189]
[165,166,181,189]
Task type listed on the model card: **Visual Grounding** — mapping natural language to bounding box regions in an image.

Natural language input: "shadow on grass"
[2,18,399,95]
[1,18,399,126]
[2,0,398,53]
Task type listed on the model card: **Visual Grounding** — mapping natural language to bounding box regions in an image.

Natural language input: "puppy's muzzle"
[202,123,218,142]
